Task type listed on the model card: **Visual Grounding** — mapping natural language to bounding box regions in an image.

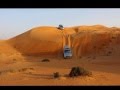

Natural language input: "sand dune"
[8,26,76,56]
[7,25,120,58]
[0,25,120,85]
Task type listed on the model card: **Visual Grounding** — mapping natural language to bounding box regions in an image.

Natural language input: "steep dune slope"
[7,25,120,58]
[8,26,76,56]
[71,25,120,58]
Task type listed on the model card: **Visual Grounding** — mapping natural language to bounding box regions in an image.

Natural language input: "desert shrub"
[69,67,92,77]
[21,68,28,71]
[41,59,50,62]
[29,68,34,70]
[53,72,60,78]
[78,67,92,76]
[69,67,77,77]
[18,68,34,72]
[18,68,28,72]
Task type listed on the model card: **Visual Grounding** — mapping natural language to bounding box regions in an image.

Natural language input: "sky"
[0,8,120,39]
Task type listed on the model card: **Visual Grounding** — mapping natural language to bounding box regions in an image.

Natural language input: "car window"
[65,50,71,53]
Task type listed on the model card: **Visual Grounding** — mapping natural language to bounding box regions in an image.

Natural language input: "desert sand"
[0,25,120,86]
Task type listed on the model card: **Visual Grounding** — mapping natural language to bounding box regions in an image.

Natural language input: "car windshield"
[65,50,71,53]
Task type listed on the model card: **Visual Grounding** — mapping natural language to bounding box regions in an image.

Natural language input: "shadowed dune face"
[6,25,120,58]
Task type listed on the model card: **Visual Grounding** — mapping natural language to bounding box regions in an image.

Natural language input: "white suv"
[63,45,72,59]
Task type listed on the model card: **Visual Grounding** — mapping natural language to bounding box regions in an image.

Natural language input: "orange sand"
[0,25,120,85]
